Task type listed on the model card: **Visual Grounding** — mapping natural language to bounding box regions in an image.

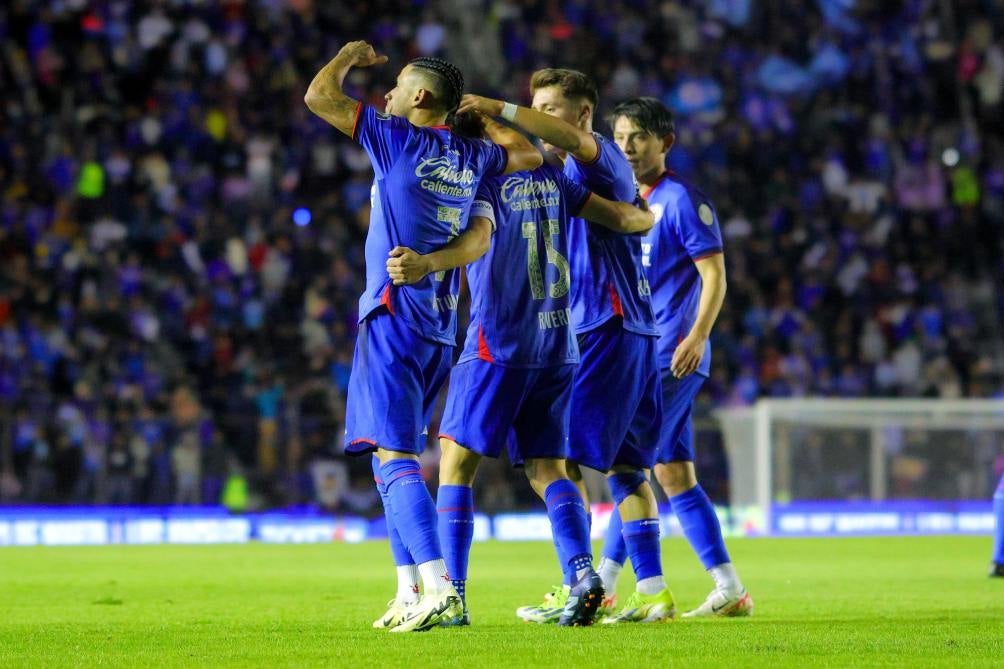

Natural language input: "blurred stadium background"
[1,0,1003,546]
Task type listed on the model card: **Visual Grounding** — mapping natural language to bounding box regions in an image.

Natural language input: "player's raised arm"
[386,217,493,286]
[460,94,599,163]
[304,41,388,137]
[480,115,542,174]
[578,193,655,235]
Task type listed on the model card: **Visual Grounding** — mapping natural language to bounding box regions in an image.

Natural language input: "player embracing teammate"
[307,43,752,629]
[460,71,675,624]
[305,41,542,632]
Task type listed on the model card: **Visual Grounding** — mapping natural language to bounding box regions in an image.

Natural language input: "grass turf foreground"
[0,536,1002,668]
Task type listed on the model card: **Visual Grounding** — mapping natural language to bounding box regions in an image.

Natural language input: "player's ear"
[663,132,676,152]
[413,87,429,109]
[578,104,592,126]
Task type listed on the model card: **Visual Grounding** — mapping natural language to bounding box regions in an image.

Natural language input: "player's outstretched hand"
[671,333,706,378]
[458,95,505,118]
[336,41,389,68]
[387,247,432,286]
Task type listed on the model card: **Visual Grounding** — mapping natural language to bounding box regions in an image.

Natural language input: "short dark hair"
[408,56,465,112]
[530,68,598,108]
[609,97,676,137]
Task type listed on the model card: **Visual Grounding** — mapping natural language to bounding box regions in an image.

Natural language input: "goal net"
[715,399,1004,535]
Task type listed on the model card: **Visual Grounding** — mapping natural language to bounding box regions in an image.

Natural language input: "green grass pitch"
[1,536,1002,667]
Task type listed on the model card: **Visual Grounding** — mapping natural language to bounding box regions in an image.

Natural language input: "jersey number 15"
[523,219,569,300]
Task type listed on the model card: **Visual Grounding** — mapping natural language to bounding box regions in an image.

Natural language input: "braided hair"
[408,57,484,139]
[408,57,464,111]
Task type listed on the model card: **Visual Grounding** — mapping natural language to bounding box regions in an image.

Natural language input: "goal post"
[715,399,1004,535]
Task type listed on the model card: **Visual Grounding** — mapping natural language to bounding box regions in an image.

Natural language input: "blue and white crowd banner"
[0,501,994,546]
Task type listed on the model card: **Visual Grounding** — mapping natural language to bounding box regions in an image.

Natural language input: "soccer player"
[387,153,655,627]
[304,41,542,632]
[992,473,1004,577]
[610,97,753,617]
[459,69,673,625]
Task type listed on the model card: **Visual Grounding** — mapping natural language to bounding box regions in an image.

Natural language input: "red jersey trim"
[381,284,395,315]
[350,437,377,446]
[575,135,603,165]
[692,249,724,263]
[609,283,624,317]
[428,124,451,131]
[641,171,671,200]
[477,325,495,363]
[350,102,364,141]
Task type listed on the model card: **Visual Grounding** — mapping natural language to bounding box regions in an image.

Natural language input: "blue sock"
[437,484,474,603]
[994,474,1004,565]
[622,518,662,581]
[379,458,442,565]
[372,454,413,566]
[544,480,592,582]
[602,508,628,564]
[670,484,730,569]
[550,533,573,586]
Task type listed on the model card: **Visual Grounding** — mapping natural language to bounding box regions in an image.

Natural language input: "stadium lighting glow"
[293,208,312,226]
[942,148,960,167]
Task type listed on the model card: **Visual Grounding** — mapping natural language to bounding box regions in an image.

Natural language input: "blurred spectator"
[0,0,1001,510]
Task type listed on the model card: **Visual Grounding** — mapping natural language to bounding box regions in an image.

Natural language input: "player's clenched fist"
[458,95,505,117]
[336,40,389,68]
[386,247,432,286]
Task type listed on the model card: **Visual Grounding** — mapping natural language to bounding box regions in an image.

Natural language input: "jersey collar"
[641,170,672,199]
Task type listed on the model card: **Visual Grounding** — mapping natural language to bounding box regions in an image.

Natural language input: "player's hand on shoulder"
[337,41,389,68]
[458,95,504,118]
[386,247,432,286]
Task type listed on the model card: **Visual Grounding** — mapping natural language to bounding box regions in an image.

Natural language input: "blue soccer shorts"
[439,359,575,464]
[654,370,706,464]
[344,311,452,456]
[568,319,662,472]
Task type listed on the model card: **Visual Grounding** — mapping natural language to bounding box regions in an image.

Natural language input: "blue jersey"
[563,133,658,337]
[353,104,508,345]
[459,163,591,368]
[642,172,724,377]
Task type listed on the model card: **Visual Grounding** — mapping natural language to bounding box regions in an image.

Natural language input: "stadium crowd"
[1,0,1002,510]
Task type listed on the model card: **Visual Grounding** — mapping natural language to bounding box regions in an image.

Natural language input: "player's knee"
[438,438,479,486]
[655,461,697,497]
[607,469,647,506]
[565,460,582,483]
[523,458,567,494]
[376,448,418,465]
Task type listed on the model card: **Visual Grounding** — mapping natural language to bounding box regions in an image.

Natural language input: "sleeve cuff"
[470,199,497,231]
[573,191,593,217]
[350,102,365,142]
[573,134,602,166]
[496,144,509,175]
[691,249,723,262]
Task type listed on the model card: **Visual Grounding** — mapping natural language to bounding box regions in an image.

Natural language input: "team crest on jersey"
[698,203,715,226]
